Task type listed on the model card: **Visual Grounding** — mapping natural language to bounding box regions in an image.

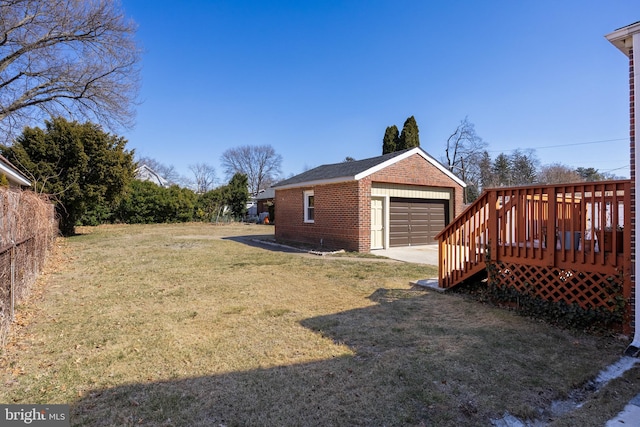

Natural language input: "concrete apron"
[371,244,439,266]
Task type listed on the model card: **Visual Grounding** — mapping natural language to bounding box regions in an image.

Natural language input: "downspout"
[606,25,640,355]
[628,32,640,356]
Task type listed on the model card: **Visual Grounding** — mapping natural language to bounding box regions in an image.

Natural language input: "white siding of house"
[371,183,452,200]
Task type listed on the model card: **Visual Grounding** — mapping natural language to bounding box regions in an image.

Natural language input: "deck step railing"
[437,180,632,289]
[437,192,490,288]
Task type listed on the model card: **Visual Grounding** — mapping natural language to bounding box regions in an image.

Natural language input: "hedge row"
[80,180,234,225]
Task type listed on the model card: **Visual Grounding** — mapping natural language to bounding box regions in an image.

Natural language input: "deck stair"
[436,181,632,311]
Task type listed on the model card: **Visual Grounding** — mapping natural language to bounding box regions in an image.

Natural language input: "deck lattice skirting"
[437,181,633,332]
[493,261,626,312]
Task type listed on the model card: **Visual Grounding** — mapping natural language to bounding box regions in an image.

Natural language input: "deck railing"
[438,192,490,288]
[437,180,632,289]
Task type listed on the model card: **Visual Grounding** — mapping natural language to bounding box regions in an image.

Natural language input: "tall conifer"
[398,116,420,150]
[382,125,399,154]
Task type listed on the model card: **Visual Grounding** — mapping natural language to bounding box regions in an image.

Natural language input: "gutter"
[0,161,31,187]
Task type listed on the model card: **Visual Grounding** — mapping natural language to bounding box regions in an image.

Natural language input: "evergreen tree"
[398,116,420,150]
[2,117,134,235]
[492,154,511,186]
[382,125,399,154]
[195,187,228,222]
[227,173,249,218]
[479,151,495,190]
[575,167,604,182]
[510,149,538,185]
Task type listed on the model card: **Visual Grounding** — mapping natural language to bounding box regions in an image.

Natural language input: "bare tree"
[0,0,141,139]
[443,117,488,203]
[221,144,282,196]
[537,163,583,184]
[189,163,217,194]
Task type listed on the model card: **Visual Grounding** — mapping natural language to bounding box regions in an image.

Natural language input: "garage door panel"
[390,209,408,216]
[409,214,430,223]
[389,214,409,221]
[389,226,409,246]
[410,224,430,232]
[389,198,448,247]
[410,235,430,245]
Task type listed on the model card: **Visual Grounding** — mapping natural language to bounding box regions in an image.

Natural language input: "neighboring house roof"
[272,147,466,189]
[135,164,169,187]
[256,187,275,200]
[0,155,31,187]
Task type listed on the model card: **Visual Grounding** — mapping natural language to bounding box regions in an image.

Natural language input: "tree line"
[384,116,623,203]
[2,113,622,236]
[1,117,253,236]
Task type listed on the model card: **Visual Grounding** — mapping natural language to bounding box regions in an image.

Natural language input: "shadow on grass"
[222,235,400,263]
[221,235,307,254]
[70,289,626,427]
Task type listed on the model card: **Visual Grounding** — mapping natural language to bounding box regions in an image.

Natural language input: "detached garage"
[272,147,466,252]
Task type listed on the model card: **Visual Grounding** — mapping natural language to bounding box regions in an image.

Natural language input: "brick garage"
[272,147,466,252]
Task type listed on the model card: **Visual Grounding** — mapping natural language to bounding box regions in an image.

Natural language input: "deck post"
[546,187,557,267]
[488,191,498,264]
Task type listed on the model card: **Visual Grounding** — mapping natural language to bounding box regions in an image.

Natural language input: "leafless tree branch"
[0,0,141,141]
[221,144,282,196]
[189,163,217,194]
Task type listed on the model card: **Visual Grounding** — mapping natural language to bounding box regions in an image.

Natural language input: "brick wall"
[368,153,465,216]
[275,180,365,252]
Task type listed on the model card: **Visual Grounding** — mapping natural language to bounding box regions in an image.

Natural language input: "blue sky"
[120,0,640,184]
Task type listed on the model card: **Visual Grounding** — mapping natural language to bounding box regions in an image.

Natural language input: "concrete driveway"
[371,244,438,265]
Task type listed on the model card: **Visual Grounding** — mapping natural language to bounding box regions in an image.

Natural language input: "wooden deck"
[437,181,632,327]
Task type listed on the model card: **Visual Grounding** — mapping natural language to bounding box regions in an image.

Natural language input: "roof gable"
[273,147,466,189]
[135,164,169,187]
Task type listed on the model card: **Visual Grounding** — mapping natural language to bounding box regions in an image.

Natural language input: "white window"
[304,190,314,223]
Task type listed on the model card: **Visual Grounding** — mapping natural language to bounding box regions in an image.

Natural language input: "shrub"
[115,181,197,224]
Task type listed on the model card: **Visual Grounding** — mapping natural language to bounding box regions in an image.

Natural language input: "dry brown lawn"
[0,223,638,426]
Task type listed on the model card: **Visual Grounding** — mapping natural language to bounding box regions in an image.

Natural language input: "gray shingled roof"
[272,148,414,188]
[615,21,640,31]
